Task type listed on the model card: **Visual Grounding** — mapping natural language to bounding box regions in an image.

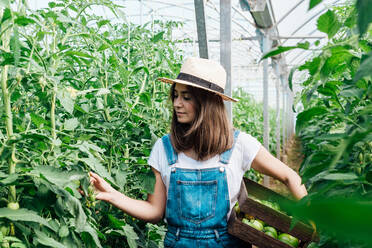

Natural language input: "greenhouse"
[0,0,371,247]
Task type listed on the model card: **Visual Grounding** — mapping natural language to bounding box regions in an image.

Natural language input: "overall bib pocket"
[176,180,217,224]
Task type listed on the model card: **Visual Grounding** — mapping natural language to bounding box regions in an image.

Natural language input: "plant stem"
[50,90,56,149]
[1,20,16,203]
[104,71,111,122]
[132,73,148,109]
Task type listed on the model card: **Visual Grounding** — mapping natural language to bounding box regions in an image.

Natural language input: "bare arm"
[89,168,166,223]
[251,146,307,200]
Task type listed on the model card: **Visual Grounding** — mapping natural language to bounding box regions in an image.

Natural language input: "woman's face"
[173,83,196,124]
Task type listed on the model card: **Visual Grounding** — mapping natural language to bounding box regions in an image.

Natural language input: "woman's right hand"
[89,171,117,202]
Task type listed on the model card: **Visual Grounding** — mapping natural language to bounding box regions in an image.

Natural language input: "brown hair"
[170,83,233,161]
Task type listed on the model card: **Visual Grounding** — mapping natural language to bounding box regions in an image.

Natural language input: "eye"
[183,94,192,101]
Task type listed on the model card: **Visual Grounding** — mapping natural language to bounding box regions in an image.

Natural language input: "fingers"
[78,188,85,196]
[89,171,101,184]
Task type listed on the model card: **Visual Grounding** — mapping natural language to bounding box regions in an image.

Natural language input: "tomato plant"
[0,0,182,247]
[264,1,372,247]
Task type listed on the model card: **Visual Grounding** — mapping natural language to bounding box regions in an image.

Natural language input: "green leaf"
[317,10,341,38]
[299,57,322,76]
[339,87,364,98]
[1,8,11,23]
[8,242,26,248]
[139,92,151,106]
[14,16,35,26]
[122,225,139,248]
[97,43,109,51]
[34,229,67,248]
[138,170,156,194]
[74,141,105,154]
[282,196,372,245]
[64,118,79,131]
[322,173,358,180]
[30,113,50,128]
[107,214,125,229]
[288,66,298,91]
[48,2,56,8]
[80,225,103,248]
[261,42,309,60]
[296,107,328,133]
[262,46,298,60]
[97,19,110,28]
[0,208,52,229]
[309,0,322,10]
[317,82,338,97]
[353,52,372,82]
[80,155,112,181]
[132,66,149,76]
[0,174,18,185]
[3,236,22,242]
[30,166,85,189]
[58,225,69,238]
[356,0,372,35]
[64,51,94,59]
[55,192,101,248]
[56,88,75,114]
[151,31,165,43]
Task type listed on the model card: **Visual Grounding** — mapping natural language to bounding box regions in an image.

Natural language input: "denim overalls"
[161,130,245,248]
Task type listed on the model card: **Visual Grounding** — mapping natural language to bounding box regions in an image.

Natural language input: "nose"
[174,96,182,108]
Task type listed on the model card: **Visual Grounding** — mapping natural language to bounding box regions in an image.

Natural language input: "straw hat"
[157,57,238,102]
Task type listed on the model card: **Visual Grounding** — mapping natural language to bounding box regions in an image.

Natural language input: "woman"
[89,57,307,247]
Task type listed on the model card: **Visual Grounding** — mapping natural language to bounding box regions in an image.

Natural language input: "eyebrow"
[174,89,190,94]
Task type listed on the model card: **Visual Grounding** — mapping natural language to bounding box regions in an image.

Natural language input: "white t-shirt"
[148,131,262,219]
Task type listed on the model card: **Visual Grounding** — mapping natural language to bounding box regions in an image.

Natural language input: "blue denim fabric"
[161,130,244,248]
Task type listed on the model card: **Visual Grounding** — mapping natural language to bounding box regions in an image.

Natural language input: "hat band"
[177,73,224,94]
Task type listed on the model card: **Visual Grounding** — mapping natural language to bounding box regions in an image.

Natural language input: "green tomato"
[265,231,277,239]
[0,226,9,236]
[234,203,240,214]
[88,185,95,195]
[88,194,96,202]
[255,219,266,227]
[1,240,9,248]
[359,153,364,162]
[249,220,264,231]
[278,233,299,248]
[7,202,19,210]
[242,218,250,225]
[264,226,277,237]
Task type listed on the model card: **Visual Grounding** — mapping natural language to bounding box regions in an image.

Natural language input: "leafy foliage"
[290,4,372,248]
[261,1,372,246]
[0,0,182,247]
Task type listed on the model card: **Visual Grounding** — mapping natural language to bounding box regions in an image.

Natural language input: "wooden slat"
[228,179,318,247]
[228,211,307,248]
[241,178,315,242]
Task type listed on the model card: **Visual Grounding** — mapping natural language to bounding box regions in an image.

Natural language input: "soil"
[267,134,304,199]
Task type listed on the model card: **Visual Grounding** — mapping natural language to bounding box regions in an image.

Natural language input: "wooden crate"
[228,178,317,248]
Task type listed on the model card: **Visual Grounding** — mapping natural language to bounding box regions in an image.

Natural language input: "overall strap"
[161,134,178,165]
[219,130,240,164]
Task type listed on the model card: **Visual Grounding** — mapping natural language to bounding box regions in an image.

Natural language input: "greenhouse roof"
[30,0,347,106]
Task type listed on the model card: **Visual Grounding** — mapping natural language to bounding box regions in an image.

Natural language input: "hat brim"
[157,77,238,102]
